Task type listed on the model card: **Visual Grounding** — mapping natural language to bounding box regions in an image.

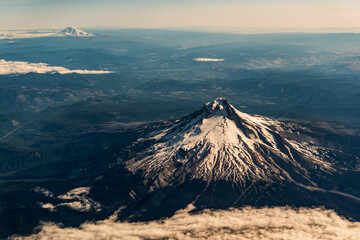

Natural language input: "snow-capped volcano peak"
[206,97,229,111]
[57,27,94,37]
[126,98,332,189]
[204,97,242,118]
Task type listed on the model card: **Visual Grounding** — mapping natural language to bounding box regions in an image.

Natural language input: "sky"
[1,0,360,32]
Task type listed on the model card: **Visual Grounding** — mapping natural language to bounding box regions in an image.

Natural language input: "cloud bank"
[194,58,225,62]
[16,206,360,240]
[0,59,113,75]
[0,31,56,40]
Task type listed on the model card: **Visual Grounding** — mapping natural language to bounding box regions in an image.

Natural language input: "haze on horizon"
[1,0,360,33]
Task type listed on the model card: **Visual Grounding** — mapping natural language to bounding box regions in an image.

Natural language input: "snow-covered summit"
[205,97,231,112]
[127,98,333,189]
[57,27,94,37]
[204,97,262,123]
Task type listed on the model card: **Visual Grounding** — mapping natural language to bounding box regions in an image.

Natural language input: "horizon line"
[1,26,360,35]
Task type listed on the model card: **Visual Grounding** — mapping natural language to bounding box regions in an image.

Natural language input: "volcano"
[34,98,360,225]
[57,27,94,37]
[127,98,333,189]
[90,98,359,222]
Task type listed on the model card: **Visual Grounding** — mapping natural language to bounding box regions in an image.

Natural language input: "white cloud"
[34,187,101,212]
[194,58,225,62]
[0,59,113,75]
[17,206,360,240]
[33,186,54,198]
[0,30,56,39]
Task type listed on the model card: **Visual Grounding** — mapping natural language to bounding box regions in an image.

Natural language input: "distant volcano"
[57,27,94,37]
